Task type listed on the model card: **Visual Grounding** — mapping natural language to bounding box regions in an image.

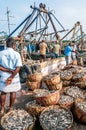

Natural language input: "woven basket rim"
[33,89,59,98]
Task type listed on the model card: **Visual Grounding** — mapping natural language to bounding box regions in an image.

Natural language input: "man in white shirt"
[0,37,22,114]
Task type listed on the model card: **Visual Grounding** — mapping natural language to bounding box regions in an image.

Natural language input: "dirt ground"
[0,83,86,130]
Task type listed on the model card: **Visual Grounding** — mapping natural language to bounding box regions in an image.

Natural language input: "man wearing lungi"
[0,37,22,114]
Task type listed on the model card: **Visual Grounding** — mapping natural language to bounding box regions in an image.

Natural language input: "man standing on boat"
[64,42,73,65]
[39,40,48,62]
[64,41,80,65]
[53,40,61,58]
[0,37,22,114]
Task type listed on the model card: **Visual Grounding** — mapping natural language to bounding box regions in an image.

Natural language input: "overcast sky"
[0,0,86,39]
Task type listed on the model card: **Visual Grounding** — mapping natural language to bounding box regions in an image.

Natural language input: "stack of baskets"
[60,69,73,87]
[43,72,62,91]
[26,72,43,90]
[60,65,84,87]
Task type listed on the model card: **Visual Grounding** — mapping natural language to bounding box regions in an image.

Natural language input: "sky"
[0,0,86,39]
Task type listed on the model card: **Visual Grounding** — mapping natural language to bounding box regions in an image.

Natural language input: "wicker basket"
[63,65,84,74]
[75,82,86,89]
[33,89,60,106]
[62,80,71,86]
[63,86,85,99]
[39,105,73,130]
[69,67,83,75]
[43,74,60,87]
[60,70,72,81]
[58,94,74,109]
[46,81,62,91]
[26,104,45,116]
[27,73,42,82]
[26,80,41,90]
[72,72,86,82]
[73,98,86,124]
[1,110,36,130]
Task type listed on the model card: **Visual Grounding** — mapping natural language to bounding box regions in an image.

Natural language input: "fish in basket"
[58,94,74,109]
[1,109,36,130]
[64,86,85,99]
[60,70,72,81]
[39,105,73,130]
[33,89,60,106]
[43,73,60,87]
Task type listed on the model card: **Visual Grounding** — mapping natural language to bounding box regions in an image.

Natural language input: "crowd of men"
[21,39,79,65]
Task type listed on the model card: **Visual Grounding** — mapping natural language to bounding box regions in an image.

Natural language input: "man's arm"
[6,67,21,85]
[0,66,14,73]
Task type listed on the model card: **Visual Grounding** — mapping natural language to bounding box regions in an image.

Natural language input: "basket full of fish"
[26,72,43,90]
[72,72,86,82]
[73,98,86,124]
[33,89,60,106]
[62,65,84,74]
[58,94,74,109]
[74,82,86,89]
[43,73,60,89]
[1,109,36,130]
[60,70,72,81]
[64,86,85,99]
[26,100,45,116]
[39,105,73,130]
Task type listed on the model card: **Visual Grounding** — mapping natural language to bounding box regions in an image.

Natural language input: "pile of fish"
[64,86,85,99]
[33,89,50,97]
[58,94,74,108]
[40,106,73,130]
[72,72,86,82]
[60,70,72,81]
[68,67,83,74]
[75,100,86,113]
[1,109,35,130]
[60,65,84,87]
